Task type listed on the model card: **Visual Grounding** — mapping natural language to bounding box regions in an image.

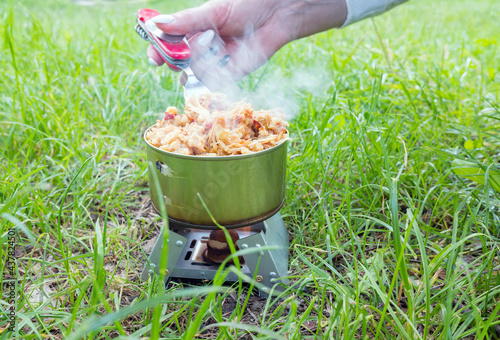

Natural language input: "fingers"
[146,2,222,69]
[185,28,271,91]
[213,38,267,80]
[147,45,164,67]
[196,30,215,48]
[151,2,220,36]
[188,30,237,91]
[143,0,288,91]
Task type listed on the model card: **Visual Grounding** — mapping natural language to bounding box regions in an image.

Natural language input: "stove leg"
[236,212,289,297]
[141,226,187,282]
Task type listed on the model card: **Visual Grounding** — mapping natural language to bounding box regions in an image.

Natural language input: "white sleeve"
[341,0,409,27]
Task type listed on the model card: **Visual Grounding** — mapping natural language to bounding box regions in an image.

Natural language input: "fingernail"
[197,30,215,47]
[148,58,159,66]
[217,55,230,68]
[201,46,219,60]
[209,46,219,55]
[151,14,175,24]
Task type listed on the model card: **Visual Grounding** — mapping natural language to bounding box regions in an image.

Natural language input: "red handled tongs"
[135,8,210,99]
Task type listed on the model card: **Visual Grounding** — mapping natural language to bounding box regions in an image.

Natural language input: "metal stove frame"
[141,212,289,295]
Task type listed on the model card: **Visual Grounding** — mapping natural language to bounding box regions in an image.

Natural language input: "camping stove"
[140,123,289,295]
[141,212,289,295]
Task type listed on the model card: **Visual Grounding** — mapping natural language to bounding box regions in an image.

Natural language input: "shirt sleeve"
[341,0,409,27]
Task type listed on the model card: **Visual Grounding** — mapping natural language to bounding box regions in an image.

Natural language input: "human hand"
[146,0,347,90]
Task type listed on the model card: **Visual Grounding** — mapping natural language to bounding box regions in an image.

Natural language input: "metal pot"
[144,126,287,228]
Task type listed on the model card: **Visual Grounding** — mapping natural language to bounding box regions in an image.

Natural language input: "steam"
[189,25,332,121]
[233,66,331,121]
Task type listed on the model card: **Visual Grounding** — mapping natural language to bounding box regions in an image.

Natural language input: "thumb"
[152,4,219,36]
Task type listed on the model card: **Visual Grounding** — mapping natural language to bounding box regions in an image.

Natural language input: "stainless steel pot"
[144,126,287,228]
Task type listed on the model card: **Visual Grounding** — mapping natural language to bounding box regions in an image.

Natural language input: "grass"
[1,0,500,338]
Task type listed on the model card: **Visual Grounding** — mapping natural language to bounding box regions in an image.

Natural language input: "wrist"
[277,0,348,41]
[341,0,408,27]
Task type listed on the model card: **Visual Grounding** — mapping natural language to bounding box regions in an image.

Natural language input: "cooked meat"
[145,93,289,156]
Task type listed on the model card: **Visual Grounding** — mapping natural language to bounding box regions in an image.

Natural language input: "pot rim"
[143,125,288,161]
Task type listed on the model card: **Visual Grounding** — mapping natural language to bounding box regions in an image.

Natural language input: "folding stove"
[141,212,289,295]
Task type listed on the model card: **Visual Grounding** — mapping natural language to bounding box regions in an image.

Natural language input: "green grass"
[1,0,500,338]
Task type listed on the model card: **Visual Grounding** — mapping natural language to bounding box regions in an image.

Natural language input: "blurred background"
[1,0,500,338]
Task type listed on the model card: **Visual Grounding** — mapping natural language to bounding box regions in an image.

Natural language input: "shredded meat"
[145,93,289,156]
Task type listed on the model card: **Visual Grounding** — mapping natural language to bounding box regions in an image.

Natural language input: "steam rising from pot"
[188,26,331,120]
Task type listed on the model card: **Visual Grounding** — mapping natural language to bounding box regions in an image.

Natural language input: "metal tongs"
[135,8,210,100]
